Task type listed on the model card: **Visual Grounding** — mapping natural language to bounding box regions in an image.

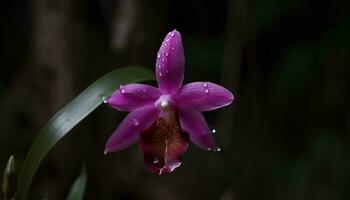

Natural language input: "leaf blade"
[66,166,87,200]
[17,66,154,200]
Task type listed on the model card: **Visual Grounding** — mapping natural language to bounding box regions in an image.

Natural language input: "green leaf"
[17,66,154,200]
[2,155,15,200]
[66,166,87,200]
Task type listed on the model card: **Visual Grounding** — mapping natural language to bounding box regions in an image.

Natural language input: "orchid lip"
[140,112,189,175]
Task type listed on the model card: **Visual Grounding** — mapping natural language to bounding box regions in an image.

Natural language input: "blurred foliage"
[2,155,15,200]
[67,166,87,200]
[0,0,349,199]
[184,36,224,82]
[16,67,154,200]
[254,0,304,31]
[269,44,319,100]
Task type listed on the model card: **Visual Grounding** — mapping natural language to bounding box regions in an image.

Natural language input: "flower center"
[160,100,169,109]
[155,95,175,112]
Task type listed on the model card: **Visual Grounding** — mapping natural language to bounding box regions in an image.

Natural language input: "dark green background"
[1,0,349,199]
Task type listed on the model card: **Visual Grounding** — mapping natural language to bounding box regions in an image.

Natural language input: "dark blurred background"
[1,0,350,199]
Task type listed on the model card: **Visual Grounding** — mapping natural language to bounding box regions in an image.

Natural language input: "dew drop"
[157,54,160,58]
[171,47,175,51]
[165,53,169,57]
[153,159,159,164]
[214,147,222,152]
[161,58,165,62]
[104,151,108,155]
[166,38,169,42]
[170,32,175,36]
[99,95,108,103]
[120,85,126,94]
[159,72,163,77]
[203,83,208,87]
[212,129,216,133]
[132,119,139,126]
[204,89,209,93]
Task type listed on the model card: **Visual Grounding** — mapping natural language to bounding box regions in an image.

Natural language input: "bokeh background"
[1,0,350,199]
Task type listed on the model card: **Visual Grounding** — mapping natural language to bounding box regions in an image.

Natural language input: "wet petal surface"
[106,83,161,111]
[105,105,159,153]
[178,107,216,150]
[175,82,234,111]
[156,30,185,94]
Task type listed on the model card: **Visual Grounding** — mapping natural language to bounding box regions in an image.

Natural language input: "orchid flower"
[104,30,234,175]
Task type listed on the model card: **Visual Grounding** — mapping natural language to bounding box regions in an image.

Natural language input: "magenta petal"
[105,105,159,153]
[106,83,161,111]
[139,113,189,175]
[155,30,185,94]
[178,107,216,150]
[175,82,234,111]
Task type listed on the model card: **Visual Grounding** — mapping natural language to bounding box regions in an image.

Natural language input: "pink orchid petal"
[175,82,234,111]
[140,114,189,175]
[178,107,216,150]
[155,30,185,94]
[106,83,161,111]
[105,105,159,153]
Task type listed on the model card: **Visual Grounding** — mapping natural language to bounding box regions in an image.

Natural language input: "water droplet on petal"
[170,32,175,36]
[166,38,169,42]
[203,83,208,87]
[204,89,209,93]
[120,85,126,94]
[157,54,160,58]
[165,53,169,57]
[159,72,163,77]
[214,147,222,152]
[212,129,216,133]
[132,119,139,126]
[161,58,165,62]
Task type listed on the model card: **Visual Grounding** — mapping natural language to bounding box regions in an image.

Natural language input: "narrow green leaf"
[66,166,87,200]
[2,155,15,200]
[17,66,154,200]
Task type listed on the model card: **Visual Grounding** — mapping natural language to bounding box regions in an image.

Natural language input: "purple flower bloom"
[105,30,234,175]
